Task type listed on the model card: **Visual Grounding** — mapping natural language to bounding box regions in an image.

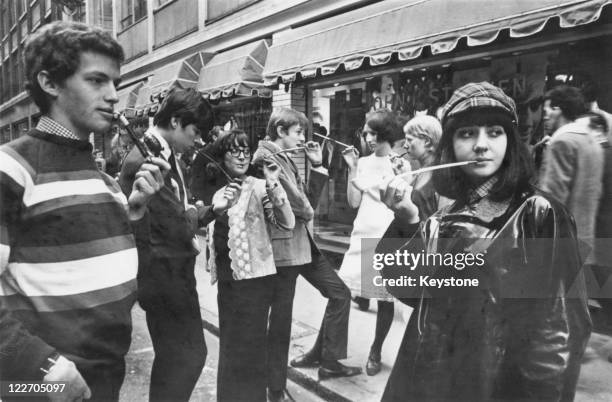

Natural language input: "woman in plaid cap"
[380,82,590,401]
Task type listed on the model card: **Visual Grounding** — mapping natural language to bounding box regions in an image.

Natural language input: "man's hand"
[380,176,419,223]
[390,155,411,176]
[212,182,242,214]
[263,160,281,183]
[304,141,323,166]
[341,146,359,171]
[43,355,91,401]
[128,157,170,220]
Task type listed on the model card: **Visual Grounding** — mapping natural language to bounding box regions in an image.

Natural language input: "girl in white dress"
[338,110,404,375]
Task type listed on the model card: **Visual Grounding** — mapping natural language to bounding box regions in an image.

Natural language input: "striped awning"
[263,0,612,85]
[134,51,214,112]
[115,81,143,114]
[198,39,272,100]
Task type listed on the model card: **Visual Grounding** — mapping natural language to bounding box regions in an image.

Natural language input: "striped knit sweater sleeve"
[0,130,140,380]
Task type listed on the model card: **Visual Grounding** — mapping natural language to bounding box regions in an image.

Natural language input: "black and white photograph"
[1,0,612,401]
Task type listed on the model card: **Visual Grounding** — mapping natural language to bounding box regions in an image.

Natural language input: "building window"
[206,0,260,24]
[19,18,28,42]
[155,0,174,8]
[16,0,26,18]
[1,58,9,102]
[7,0,16,29]
[31,0,42,29]
[120,0,147,31]
[1,0,9,37]
[90,0,113,31]
[10,53,18,97]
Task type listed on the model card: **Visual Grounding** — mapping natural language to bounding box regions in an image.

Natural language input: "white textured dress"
[339,154,395,300]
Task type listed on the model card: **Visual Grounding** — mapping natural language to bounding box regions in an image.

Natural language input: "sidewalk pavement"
[194,235,612,402]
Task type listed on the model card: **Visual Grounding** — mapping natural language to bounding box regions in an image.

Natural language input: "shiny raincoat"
[381,187,591,402]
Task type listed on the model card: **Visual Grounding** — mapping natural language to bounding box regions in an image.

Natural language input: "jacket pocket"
[270,225,293,239]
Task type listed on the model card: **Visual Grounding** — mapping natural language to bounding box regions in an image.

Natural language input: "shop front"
[131,50,214,130]
[264,0,612,227]
[198,39,272,143]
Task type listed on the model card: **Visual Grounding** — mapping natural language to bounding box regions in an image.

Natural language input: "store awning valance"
[263,0,612,85]
[198,40,272,100]
[116,81,143,113]
[134,51,214,111]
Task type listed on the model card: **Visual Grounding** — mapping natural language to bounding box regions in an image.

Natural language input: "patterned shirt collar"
[467,175,498,204]
[445,176,510,224]
[36,116,81,140]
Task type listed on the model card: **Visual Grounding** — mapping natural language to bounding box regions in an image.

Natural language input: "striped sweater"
[0,129,144,380]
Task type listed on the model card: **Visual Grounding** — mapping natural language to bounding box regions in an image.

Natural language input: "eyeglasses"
[228,148,251,158]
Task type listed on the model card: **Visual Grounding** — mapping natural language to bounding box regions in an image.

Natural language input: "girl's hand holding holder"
[380,176,419,223]
[341,146,359,171]
[213,182,242,214]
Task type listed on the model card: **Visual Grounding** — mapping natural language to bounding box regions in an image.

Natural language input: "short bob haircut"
[543,85,586,122]
[404,115,442,148]
[266,108,308,140]
[432,107,533,202]
[364,109,404,145]
[211,129,252,160]
[24,21,124,114]
[206,129,252,178]
[153,87,214,134]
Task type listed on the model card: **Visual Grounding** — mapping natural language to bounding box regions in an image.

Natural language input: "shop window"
[212,97,272,145]
[120,0,147,31]
[13,119,28,138]
[311,81,367,225]
[206,0,260,24]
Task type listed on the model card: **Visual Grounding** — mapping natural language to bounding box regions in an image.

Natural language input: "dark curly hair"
[432,107,533,202]
[153,87,214,134]
[205,129,253,179]
[544,85,586,122]
[24,21,124,114]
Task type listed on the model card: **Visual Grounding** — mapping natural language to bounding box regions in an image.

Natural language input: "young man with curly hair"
[0,21,167,401]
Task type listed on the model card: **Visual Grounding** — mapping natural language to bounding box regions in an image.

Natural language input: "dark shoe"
[318,361,362,380]
[290,352,320,368]
[352,296,370,311]
[365,353,382,376]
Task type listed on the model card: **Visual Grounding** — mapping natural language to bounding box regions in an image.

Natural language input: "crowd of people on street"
[1,20,612,402]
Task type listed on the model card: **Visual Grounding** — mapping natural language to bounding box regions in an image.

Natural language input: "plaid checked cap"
[440,82,518,126]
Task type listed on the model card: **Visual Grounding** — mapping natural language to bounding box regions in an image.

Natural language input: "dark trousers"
[81,361,126,401]
[140,256,207,402]
[217,276,275,402]
[267,248,351,391]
